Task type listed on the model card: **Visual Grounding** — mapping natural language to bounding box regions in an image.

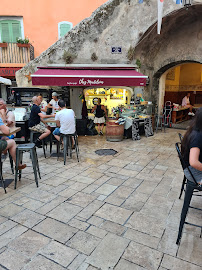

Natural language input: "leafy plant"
[136,59,141,68]
[16,36,29,44]
[127,46,135,62]
[2,40,7,43]
[63,50,76,64]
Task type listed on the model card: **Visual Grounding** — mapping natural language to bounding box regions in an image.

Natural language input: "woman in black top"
[182,107,202,184]
[92,98,107,135]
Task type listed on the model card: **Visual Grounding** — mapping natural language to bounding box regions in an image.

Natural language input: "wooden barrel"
[106,118,124,142]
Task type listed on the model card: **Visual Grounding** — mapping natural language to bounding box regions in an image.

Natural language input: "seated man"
[53,100,75,148]
[0,117,26,170]
[29,96,55,147]
[0,98,16,139]
[37,94,47,115]
[182,93,195,116]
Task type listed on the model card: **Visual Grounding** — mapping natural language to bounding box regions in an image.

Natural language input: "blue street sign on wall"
[111,47,122,54]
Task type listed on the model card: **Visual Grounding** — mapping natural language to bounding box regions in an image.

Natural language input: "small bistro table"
[0,127,21,137]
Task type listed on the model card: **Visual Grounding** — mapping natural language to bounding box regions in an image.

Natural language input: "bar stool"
[30,130,47,158]
[155,114,165,133]
[14,143,41,189]
[57,132,79,165]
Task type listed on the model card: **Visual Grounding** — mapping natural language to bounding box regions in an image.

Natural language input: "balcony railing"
[0,42,34,64]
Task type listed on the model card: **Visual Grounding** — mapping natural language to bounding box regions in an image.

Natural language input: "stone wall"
[16,0,202,106]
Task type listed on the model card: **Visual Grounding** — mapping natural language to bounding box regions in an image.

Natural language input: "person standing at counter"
[91,98,107,135]
[29,96,55,147]
[47,92,60,114]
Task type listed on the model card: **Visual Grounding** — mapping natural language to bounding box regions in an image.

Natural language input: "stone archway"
[154,61,202,112]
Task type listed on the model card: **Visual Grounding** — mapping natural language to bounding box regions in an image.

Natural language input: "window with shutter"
[58,22,73,38]
[0,20,21,42]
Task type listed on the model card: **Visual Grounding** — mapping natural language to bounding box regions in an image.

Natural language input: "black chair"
[178,133,183,143]
[0,154,6,193]
[30,130,53,158]
[178,133,186,199]
[175,142,202,245]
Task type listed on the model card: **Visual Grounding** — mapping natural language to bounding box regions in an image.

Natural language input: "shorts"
[94,117,105,124]
[184,166,202,184]
[0,140,8,152]
[53,127,60,136]
[0,135,14,140]
[29,122,46,133]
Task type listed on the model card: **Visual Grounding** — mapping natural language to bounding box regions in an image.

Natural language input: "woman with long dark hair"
[181,107,202,184]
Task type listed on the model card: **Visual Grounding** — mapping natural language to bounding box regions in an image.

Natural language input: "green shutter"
[11,21,21,42]
[60,23,71,37]
[0,20,21,42]
[1,22,10,42]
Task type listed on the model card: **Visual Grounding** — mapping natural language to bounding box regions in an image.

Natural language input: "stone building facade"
[16,0,202,109]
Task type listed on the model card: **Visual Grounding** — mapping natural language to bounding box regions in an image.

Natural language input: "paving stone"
[67,254,87,270]
[157,228,178,256]
[67,192,97,207]
[105,186,134,206]
[0,220,17,236]
[100,220,126,236]
[0,203,24,218]
[35,195,66,215]
[0,216,7,225]
[47,202,82,223]
[72,175,96,185]
[124,228,160,249]
[23,254,65,270]
[93,175,111,185]
[122,177,143,189]
[95,183,117,196]
[177,233,202,267]
[39,240,79,267]
[123,241,163,270]
[114,259,145,270]
[67,231,101,255]
[86,225,107,238]
[161,254,202,270]
[22,198,45,211]
[77,200,104,220]
[0,248,30,270]
[70,182,88,191]
[106,177,125,186]
[0,224,28,249]
[97,194,107,201]
[95,203,133,225]
[44,176,68,186]
[12,209,45,228]
[108,166,122,173]
[82,184,100,194]
[33,217,77,243]
[27,189,57,203]
[88,216,104,226]
[68,218,90,231]
[126,212,165,238]
[8,229,50,257]
[86,233,130,270]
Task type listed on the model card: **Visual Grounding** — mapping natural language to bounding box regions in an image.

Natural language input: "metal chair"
[30,130,50,158]
[15,143,41,189]
[175,142,202,245]
[57,132,79,165]
[155,114,165,133]
[0,154,6,193]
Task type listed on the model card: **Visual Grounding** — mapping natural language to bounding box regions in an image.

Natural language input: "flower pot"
[17,43,30,48]
[0,43,8,48]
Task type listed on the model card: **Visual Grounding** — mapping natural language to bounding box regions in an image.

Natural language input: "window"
[58,21,73,38]
[0,20,21,42]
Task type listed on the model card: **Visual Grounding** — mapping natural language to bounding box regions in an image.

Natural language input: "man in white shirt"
[182,93,195,116]
[47,92,60,114]
[53,100,76,146]
[38,94,47,115]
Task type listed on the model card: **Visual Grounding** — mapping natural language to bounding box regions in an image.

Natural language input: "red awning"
[31,67,148,87]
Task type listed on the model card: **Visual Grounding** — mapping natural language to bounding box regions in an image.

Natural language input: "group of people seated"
[0,91,76,171]
[29,93,75,148]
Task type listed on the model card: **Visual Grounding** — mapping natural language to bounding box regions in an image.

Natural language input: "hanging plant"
[127,46,136,62]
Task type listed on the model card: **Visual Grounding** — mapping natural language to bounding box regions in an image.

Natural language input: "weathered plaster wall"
[16,0,202,107]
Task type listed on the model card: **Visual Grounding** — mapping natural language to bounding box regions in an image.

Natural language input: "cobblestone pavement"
[0,129,202,270]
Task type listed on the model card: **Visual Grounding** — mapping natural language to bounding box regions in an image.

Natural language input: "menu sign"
[0,67,21,77]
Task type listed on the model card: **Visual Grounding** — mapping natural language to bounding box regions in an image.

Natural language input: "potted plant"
[16,37,30,48]
[0,41,8,47]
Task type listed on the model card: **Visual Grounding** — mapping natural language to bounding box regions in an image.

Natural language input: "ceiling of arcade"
[135,4,202,76]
